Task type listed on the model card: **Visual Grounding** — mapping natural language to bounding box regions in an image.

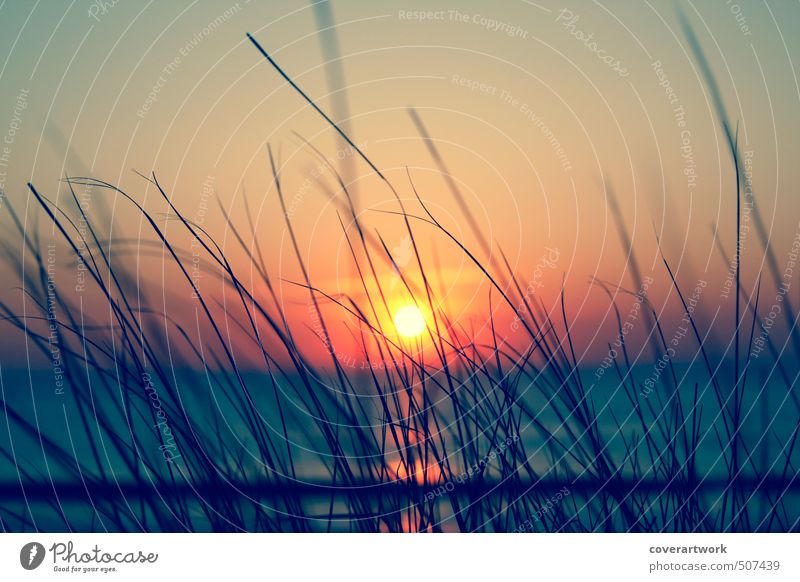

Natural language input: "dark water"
[1,363,798,531]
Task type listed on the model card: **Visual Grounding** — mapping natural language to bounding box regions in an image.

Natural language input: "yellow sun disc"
[393,306,427,338]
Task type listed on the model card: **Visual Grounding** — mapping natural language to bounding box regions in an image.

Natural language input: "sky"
[1,0,799,365]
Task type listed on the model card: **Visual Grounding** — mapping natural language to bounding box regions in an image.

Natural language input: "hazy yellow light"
[393,305,427,338]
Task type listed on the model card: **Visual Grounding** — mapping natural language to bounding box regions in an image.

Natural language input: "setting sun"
[393,305,427,338]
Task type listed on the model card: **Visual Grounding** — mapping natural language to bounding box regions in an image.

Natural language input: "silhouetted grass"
[0,24,798,533]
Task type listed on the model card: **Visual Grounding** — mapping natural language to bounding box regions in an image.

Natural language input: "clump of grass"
[0,25,798,533]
